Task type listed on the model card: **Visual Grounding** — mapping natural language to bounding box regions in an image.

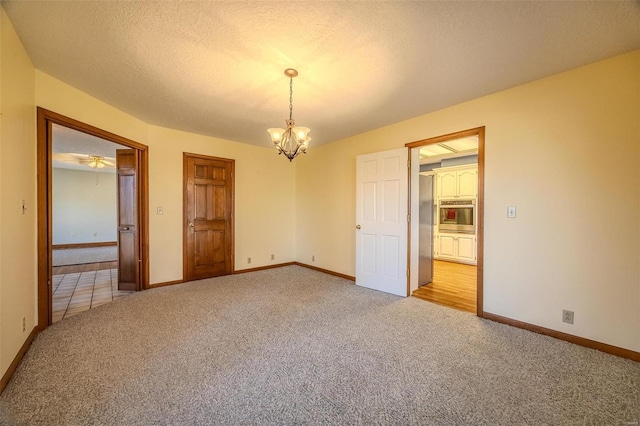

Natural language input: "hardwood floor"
[52,261,118,275]
[412,260,477,314]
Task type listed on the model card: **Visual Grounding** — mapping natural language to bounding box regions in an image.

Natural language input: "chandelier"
[267,68,311,161]
[87,156,106,168]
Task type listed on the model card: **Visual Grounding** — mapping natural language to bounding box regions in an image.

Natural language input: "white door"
[355,148,408,297]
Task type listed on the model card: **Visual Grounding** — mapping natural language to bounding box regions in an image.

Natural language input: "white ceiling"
[4,1,640,147]
[419,135,478,164]
[52,124,126,172]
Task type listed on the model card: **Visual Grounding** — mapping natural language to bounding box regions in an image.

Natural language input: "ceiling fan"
[52,153,116,169]
[80,155,114,169]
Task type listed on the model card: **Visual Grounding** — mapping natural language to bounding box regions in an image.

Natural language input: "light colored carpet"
[52,246,117,266]
[1,266,638,425]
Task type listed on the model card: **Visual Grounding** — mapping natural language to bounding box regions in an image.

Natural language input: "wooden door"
[184,154,234,281]
[355,148,408,297]
[116,149,140,291]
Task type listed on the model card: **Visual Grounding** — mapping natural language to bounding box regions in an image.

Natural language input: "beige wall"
[0,9,295,380]
[296,51,640,352]
[52,168,117,245]
[1,3,638,383]
[0,8,37,375]
[35,74,297,285]
[35,72,149,145]
[146,126,296,283]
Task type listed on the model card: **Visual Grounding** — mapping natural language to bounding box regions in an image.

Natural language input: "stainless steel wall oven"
[438,199,475,234]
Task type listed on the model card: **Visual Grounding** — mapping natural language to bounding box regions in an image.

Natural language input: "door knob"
[356,225,361,230]
[189,223,194,228]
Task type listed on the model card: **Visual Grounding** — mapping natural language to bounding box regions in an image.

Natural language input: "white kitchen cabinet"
[434,233,476,264]
[456,234,476,262]
[437,171,457,199]
[436,166,477,199]
[457,168,477,198]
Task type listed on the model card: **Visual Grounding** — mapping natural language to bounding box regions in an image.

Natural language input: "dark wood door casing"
[37,107,149,330]
[183,153,234,281]
[116,149,140,291]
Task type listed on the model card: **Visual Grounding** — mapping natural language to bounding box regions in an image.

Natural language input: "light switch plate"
[157,206,164,215]
[507,206,516,218]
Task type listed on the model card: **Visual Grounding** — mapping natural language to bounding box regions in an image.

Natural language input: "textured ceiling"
[4,1,640,147]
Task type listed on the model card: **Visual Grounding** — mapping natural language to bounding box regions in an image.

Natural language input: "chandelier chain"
[289,76,294,121]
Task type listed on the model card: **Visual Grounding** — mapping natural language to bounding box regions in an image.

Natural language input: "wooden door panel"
[213,187,227,219]
[194,230,210,267]
[195,164,208,179]
[185,154,234,281]
[194,229,225,266]
[194,184,209,220]
[118,230,137,284]
[117,149,140,292]
[118,174,136,225]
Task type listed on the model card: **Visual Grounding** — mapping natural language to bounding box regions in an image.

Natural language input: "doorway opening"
[51,125,134,321]
[37,108,149,330]
[406,127,484,316]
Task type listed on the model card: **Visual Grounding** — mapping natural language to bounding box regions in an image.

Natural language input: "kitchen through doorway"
[406,127,484,315]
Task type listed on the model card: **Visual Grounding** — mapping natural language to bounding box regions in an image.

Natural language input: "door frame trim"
[405,126,485,316]
[36,107,149,330]
[182,152,235,282]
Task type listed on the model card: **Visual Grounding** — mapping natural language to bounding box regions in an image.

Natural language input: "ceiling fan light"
[87,155,106,168]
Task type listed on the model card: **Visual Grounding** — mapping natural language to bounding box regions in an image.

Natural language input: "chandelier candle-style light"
[267,68,311,161]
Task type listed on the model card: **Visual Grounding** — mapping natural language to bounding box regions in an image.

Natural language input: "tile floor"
[52,268,133,322]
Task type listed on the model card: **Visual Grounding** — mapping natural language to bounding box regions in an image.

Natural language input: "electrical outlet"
[312,255,315,262]
[22,317,26,332]
[271,254,274,261]
[562,310,574,324]
[247,257,251,264]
